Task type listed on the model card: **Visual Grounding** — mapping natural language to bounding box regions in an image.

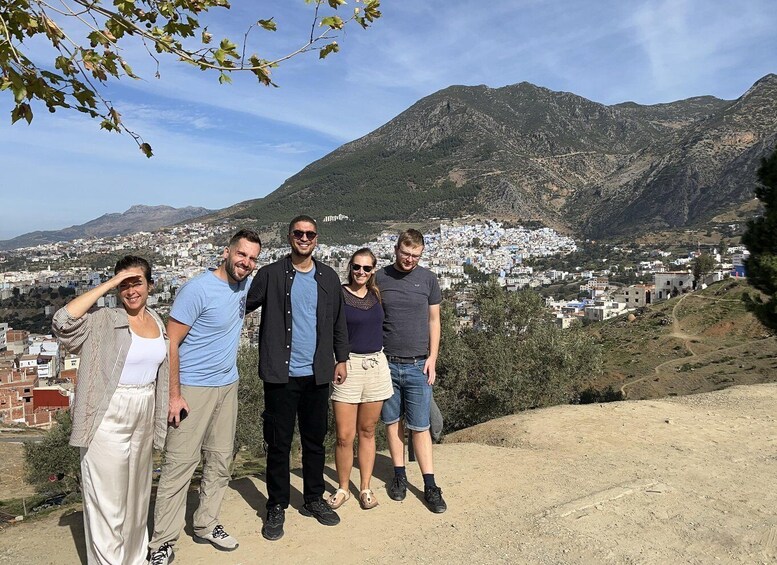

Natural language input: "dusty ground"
[0,442,36,501]
[1,383,776,564]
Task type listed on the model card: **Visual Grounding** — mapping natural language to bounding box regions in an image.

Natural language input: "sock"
[394,466,407,478]
[423,473,436,488]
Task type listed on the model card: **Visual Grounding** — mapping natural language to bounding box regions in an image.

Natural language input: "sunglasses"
[291,230,317,240]
[351,264,374,273]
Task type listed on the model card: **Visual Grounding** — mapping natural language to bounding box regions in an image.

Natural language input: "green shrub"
[24,410,80,496]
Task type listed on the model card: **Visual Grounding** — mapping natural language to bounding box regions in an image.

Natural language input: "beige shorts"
[331,351,393,404]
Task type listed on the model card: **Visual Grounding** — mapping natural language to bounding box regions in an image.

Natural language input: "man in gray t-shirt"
[376,229,447,513]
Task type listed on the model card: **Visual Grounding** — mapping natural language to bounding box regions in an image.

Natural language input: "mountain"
[0,205,213,250]
[218,74,777,243]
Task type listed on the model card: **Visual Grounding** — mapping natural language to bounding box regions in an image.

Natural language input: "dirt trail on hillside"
[2,384,776,564]
[621,292,775,398]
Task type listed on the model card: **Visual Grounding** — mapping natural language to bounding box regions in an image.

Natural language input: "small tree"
[742,147,777,328]
[24,410,81,495]
[692,252,715,287]
[436,280,602,431]
[235,344,264,457]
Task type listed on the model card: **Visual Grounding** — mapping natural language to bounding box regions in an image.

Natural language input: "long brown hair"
[347,247,381,302]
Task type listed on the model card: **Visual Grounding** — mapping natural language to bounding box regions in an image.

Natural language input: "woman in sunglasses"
[328,248,393,511]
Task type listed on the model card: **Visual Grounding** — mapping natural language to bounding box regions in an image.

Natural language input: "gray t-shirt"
[376,264,442,357]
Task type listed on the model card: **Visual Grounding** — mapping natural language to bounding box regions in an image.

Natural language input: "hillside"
[2,384,776,563]
[587,279,777,399]
[0,205,213,250]
[215,75,777,244]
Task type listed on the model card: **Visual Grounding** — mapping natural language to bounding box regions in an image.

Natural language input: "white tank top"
[118,332,166,385]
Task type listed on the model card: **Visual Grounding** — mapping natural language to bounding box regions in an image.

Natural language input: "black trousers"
[262,376,329,509]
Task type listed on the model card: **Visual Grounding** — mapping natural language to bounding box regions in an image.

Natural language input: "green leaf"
[11,103,33,125]
[218,72,232,84]
[320,16,344,30]
[327,0,346,8]
[257,19,276,32]
[100,119,117,132]
[140,142,153,158]
[319,42,339,59]
[363,0,381,22]
[120,60,139,79]
[219,38,238,52]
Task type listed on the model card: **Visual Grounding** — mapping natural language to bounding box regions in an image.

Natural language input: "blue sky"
[1,0,775,240]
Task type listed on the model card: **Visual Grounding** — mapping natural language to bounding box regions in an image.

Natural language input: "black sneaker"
[148,542,174,565]
[387,475,407,501]
[299,497,340,526]
[424,485,447,513]
[262,504,285,541]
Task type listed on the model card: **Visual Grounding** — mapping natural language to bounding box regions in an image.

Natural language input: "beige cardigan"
[52,306,170,449]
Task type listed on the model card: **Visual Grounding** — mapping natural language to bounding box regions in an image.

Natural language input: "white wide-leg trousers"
[80,383,155,565]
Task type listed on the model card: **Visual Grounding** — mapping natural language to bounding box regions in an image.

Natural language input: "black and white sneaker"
[262,504,285,541]
[148,542,174,565]
[194,524,239,551]
[300,497,340,526]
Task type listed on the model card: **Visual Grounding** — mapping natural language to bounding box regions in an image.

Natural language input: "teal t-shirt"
[289,267,317,377]
[170,269,249,386]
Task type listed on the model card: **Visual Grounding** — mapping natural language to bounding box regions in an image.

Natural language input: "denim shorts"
[380,359,432,431]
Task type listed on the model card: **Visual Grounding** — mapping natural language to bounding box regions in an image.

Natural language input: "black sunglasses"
[351,263,373,273]
[291,230,317,240]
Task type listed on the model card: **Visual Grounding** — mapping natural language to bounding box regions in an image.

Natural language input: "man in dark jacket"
[246,215,349,541]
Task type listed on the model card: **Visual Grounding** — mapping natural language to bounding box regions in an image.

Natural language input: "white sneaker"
[194,524,239,551]
[148,542,173,565]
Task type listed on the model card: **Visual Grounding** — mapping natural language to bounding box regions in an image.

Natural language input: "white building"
[653,272,694,301]
[584,300,626,322]
[613,284,653,308]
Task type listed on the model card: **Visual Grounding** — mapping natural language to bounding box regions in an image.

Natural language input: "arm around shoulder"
[246,265,269,313]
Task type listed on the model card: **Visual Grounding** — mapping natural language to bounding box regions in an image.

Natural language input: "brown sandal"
[359,488,379,510]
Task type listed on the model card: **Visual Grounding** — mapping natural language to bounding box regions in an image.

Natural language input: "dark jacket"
[246,255,349,385]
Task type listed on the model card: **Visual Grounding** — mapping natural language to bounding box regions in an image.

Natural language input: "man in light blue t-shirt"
[148,230,261,565]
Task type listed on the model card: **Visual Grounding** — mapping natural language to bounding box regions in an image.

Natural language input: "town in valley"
[0,217,748,431]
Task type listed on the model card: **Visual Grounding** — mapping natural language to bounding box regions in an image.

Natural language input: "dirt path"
[2,384,776,564]
[620,293,772,398]
[621,293,696,396]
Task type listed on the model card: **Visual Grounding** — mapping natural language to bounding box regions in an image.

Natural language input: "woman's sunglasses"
[351,264,373,273]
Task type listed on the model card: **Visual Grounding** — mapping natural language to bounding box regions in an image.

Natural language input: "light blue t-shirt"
[170,269,249,387]
[289,267,317,377]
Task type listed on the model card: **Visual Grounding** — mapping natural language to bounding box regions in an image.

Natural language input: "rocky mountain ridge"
[221,74,777,243]
[0,205,213,250]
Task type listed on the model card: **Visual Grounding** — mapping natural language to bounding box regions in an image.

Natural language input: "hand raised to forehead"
[109,269,145,289]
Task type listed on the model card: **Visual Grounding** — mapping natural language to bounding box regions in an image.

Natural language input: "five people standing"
[53,221,446,563]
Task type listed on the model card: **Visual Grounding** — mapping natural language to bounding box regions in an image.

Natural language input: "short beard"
[225,258,248,282]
